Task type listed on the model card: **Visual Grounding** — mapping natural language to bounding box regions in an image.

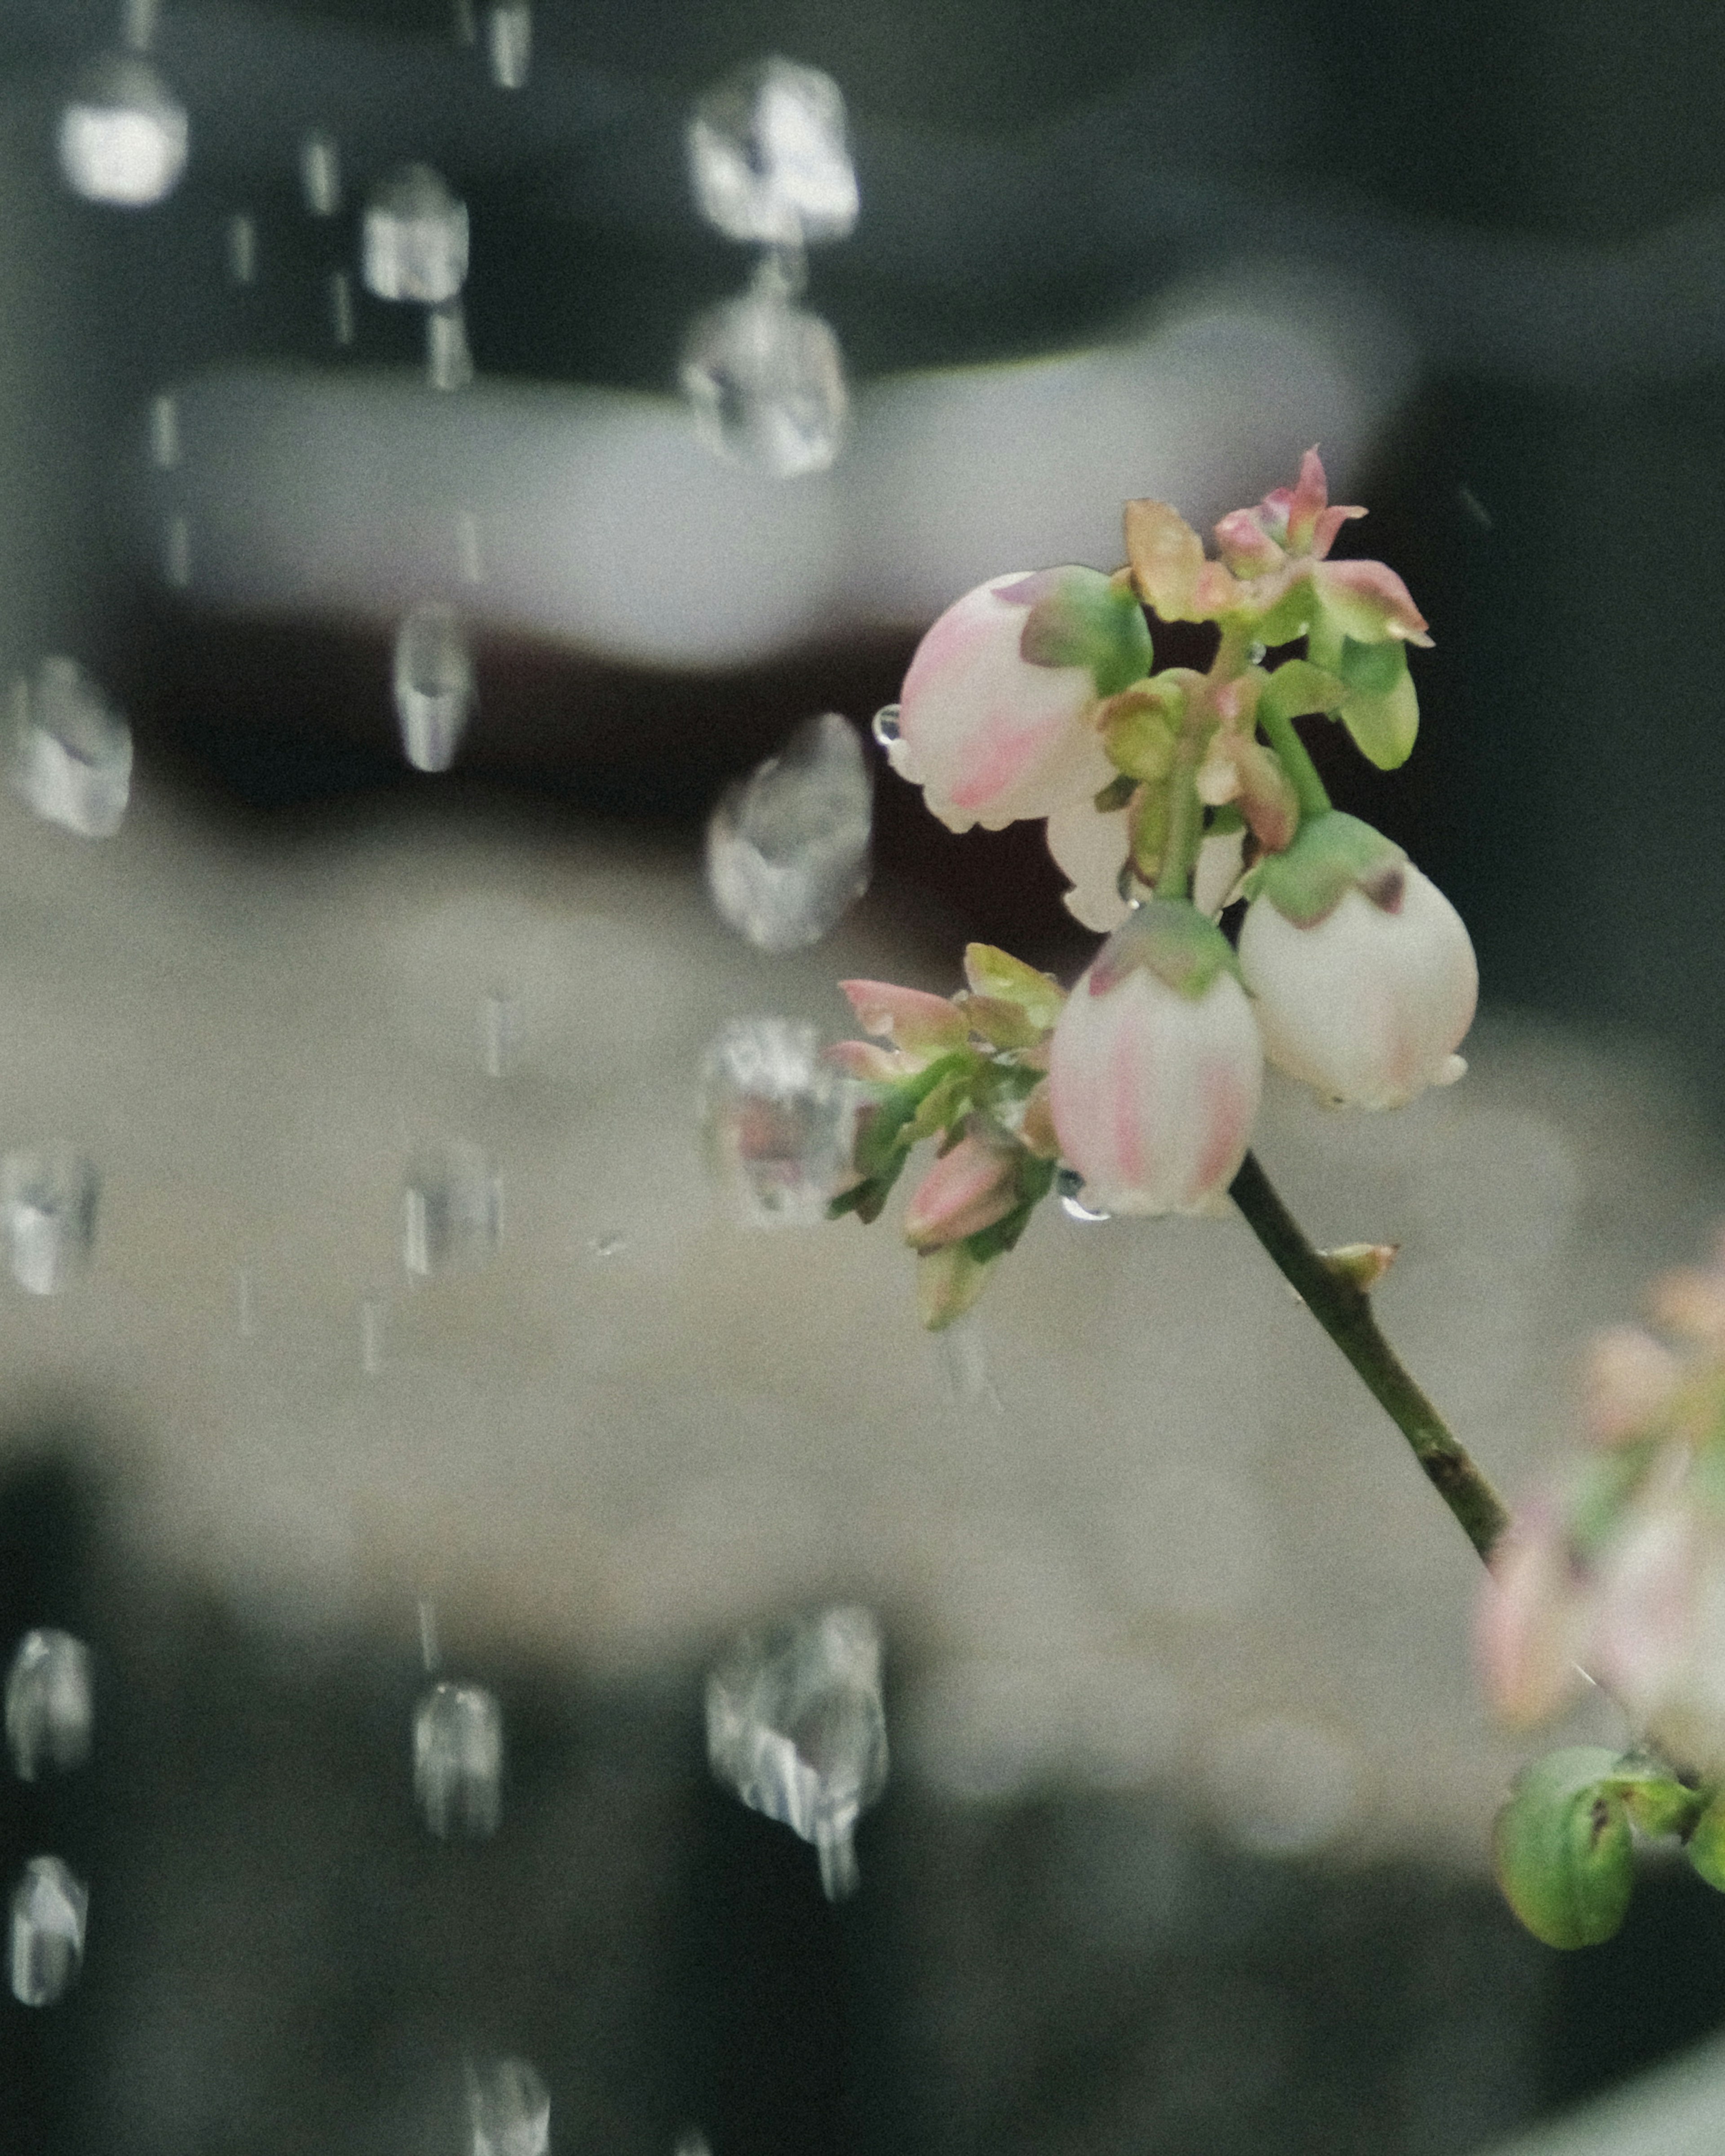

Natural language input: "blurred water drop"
[680,285,846,477]
[418,1596,441,1674]
[453,0,478,42]
[1247,641,1267,666]
[466,2057,549,2156]
[1056,1166,1110,1223]
[226,210,257,286]
[1211,1716,1360,1856]
[121,0,160,50]
[9,656,132,838]
[673,2134,712,2156]
[706,712,871,953]
[486,3,533,89]
[414,1680,502,1838]
[164,512,191,588]
[478,989,518,1078]
[5,1631,93,1781]
[360,1298,386,1375]
[456,509,485,583]
[937,1317,1001,1412]
[402,1139,501,1277]
[299,130,341,216]
[2,1149,99,1296]
[869,703,900,747]
[9,1858,87,2006]
[393,603,476,773]
[329,269,356,346]
[58,53,188,207]
[689,56,858,246]
[148,391,178,469]
[427,300,475,391]
[699,1018,856,1227]
[588,1230,626,1259]
[707,1605,887,1899]
[362,164,469,305]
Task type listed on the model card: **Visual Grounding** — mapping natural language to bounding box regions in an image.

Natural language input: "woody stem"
[1227,1150,1510,1562]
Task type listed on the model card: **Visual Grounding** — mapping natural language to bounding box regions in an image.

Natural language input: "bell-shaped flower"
[1047,899,1261,1215]
[1238,812,1476,1109]
[887,568,1151,832]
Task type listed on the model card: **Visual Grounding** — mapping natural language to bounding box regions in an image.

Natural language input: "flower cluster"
[1479,1234,1725,1944]
[840,453,1477,1325]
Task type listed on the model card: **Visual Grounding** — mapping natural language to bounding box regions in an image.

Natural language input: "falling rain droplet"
[486,2,533,89]
[402,1139,501,1277]
[5,1631,93,1781]
[1056,1166,1110,1223]
[58,53,188,207]
[478,990,518,1078]
[393,603,476,773]
[226,210,257,286]
[121,0,159,51]
[362,164,469,305]
[707,1606,887,1899]
[360,1298,386,1375]
[9,1858,87,2007]
[456,510,485,584]
[148,391,178,469]
[453,0,479,43]
[680,284,847,477]
[299,130,341,216]
[466,2057,550,2156]
[937,1317,1001,1412]
[588,1230,626,1259]
[427,300,475,391]
[329,270,356,347]
[1,1149,99,1296]
[698,1018,856,1228]
[869,703,900,748]
[689,56,859,246]
[413,1680,502,1838]
[9,656,132,838]
[418,1596,441,1674]
[706,712,871,953]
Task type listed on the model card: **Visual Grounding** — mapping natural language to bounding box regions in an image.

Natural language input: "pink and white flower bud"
[1047,903,1262,1215]
[890,573,1123,832]
[1476,1503,1591,1727]
[903,1130,1021,1252]
[1239,859,1477,1109]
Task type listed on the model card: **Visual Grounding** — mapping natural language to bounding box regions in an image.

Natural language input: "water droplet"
[148,391,178,470]
[688,56,858,246]
[164,512,192,588]
[869,703,900,747]
[225,210,257,285]
[1247,641,1267,666]
[360,1298,386,1374]
[681,288,846,478]
[1056,1166,1110,1223]
[329,269,356,347]
[478,990,518,1078]
[393,604,476,773]
[59,53,187,206]
[588,1230,626,1259]
[417,1596,441,1674]
[2,1149,99,1296]
[413,1680,502,1838]
[299,130,341,217]
[706,712,871,953]
[120,0,159,51]
[456,509,485,584]
[466,2056,549,2156]
[706,1606,886,1899]
[5,1632,92,1780]
[402,1139,501,1277]
[9,657,132,838]
[362,165,469,305]
[486,2,533,89]
[427,299,474,391]
[452,0,478,43]
[9,1858,86,2006]
[699,1018,856,1228]
[936,1317,1002,1412]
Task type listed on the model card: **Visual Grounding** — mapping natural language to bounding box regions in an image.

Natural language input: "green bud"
[1245,809,1405,928]
[1493,1747,1636,1949]
[1687,1789,1725,1891]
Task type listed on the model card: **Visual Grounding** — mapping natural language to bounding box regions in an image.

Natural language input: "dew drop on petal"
[402,1139,500,1277]
[9,657,132,838]
[58,54,188,208]
[361,164,469,305]
[5,1631,93,1781]
[2,1148,99,1296]
[9,1858,87,2007]
[466,2056,549,2156]
[688,56,858,246]
[486,3,533,89]
[413,1680,502,1839]
[393,604,475,773]
[706,712,871,953]
[870,703,900,747]
[1056,1166,1111,1223]
[299,130,341,217]
[680,288,847,478]
[706,1606,887,1899]
[698,1018,857,1228]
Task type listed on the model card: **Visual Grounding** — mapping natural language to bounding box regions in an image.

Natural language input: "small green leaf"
[1094,773,1137,813]
[1493,1747,1636,1949]
[1338,636,1407,697]
[959,994,1044,1051]
[963,945,1066,1031]
[1258,658,1344,725]
[1339,669,1420,771]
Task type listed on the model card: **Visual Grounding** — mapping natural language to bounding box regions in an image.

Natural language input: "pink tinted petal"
[840,980,968,1054]
[1476,1507,1591,1726]
[1310,502,1367,559]
[1045,797,1132,933]
[1281,448,1331,552]
[1212,508,1283,575]
[903,1131,1020,1251]
[826,1040,908,1082]
[1316,558,1433,645]
[1592,1498,1700,1722]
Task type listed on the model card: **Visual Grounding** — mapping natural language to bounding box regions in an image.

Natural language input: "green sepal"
[1336,638,1419,770]
[1015,567,1153,698]
[1259,657,1344,725]
[1246,810,1405,929]
[830,1051,975,1225]
[917,1153,1057,1329]
[963,945,1066,1032]
[1493,1747,1637,1949]
[956,994,1044,1051]
[1616,1763,1702,1841]
[1247,577,1315,648]
[1687,1790,1725,1890]
[1094,773,1137,813]
[1100,693,1178,783]
[1091,897,1241,1000]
